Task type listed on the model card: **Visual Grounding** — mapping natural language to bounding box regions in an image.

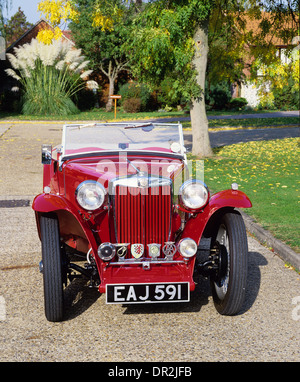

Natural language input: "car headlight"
[178,238,197,259]
[76,180,106,211]
[179,180,209,210]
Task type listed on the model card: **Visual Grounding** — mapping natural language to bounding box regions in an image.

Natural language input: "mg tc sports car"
[32,122,252,322]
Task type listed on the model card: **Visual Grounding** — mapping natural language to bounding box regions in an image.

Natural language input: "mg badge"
[163,242,176,260]
[138,177,148,188]
[131,244,144,259]
[147,243,161,258]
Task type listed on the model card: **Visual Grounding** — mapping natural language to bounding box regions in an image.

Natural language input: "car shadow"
[123,250,268,316]
[240,250,268,314]
[63,277,100,321]
[61,250,268,319]
[122,276,211,315]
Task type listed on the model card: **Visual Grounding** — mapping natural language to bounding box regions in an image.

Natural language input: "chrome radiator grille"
[111,177,172,250]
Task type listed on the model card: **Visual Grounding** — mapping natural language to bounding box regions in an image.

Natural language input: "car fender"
[32,193,98,250]
[181,190,252,244]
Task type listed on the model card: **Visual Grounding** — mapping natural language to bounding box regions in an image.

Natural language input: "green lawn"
[0,109,185,121]
[0,108,298,128]
[200,137,300,253]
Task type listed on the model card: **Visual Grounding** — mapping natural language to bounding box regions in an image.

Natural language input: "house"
[0,19,74,93]
[236,12,299,107]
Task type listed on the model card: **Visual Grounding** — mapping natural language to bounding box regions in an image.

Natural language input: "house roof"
[6,19,75,53]
[243,11,299,47]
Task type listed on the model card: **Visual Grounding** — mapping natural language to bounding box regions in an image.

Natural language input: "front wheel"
[40,215,65,322]
[210,211,248,315]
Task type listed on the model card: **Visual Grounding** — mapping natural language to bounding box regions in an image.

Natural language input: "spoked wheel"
[210,211,248,315]
[40,215,66,322]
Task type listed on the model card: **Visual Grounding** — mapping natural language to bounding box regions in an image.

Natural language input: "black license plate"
[106,282,190,304]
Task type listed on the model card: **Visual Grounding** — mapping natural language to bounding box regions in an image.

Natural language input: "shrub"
[272,76,299,110]
[5,39,98,115]
[0,89,21,112]
[254,50,299,110]
[229,97,248,110]
[123,98,142,113]
[205,82,231,110]
[119,82,152,111]
[73,88,99,111]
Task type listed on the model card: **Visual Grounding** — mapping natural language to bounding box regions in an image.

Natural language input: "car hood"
[62,154,187,202]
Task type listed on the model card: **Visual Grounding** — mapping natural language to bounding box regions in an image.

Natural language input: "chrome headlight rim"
[179,179,209,211]
[178,238,198,259]
[97,242,116,261]
[75,180,106,211]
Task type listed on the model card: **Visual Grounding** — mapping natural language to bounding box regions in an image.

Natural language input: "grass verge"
[0,110,185,122]
[200,137,300,253]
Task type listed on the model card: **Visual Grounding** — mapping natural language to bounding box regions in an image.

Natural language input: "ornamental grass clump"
[6,38,98,115]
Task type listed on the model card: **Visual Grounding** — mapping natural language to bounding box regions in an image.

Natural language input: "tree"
[0,0,11,38]
[4,7,33,47]
[37,0,79,43]
[128,0,214,157]
[128,0,299,157]
[69,0,133,111]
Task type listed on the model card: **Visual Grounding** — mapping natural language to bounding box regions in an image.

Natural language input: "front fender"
[32,193,98,251]
[32,193,73,213]
[181,189,252,244]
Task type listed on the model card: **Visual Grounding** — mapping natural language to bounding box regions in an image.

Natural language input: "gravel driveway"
[0,121,299,363]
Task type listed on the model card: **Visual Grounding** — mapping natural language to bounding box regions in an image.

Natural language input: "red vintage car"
[32,122,251,321]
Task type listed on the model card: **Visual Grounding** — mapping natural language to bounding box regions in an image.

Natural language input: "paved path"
[207,110,299,120]
[137,109,300,124]
[196,126,298,149]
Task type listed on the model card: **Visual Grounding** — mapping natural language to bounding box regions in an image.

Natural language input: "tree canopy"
[4,7,33,47]
[0,0,12,38]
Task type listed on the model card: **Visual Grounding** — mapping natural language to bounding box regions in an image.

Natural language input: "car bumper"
[98,259,196,294]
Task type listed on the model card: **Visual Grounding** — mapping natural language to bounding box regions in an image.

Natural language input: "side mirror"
[41,144,52,164]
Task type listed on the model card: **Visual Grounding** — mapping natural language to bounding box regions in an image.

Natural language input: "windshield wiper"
[127,157,141,174]
[124,123,153,131]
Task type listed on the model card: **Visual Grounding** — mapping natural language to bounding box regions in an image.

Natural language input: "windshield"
[61,122,185,159]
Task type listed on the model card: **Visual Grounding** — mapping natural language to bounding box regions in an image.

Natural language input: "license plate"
[106,282,190,304]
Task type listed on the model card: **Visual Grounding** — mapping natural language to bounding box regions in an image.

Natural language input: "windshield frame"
[60,122,186,162]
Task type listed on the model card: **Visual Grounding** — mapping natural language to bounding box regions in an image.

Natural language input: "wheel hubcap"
[214,224,230,300]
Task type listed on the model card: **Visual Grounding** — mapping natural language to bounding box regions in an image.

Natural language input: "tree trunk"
[190,18,213,158]
[106,77,115,112]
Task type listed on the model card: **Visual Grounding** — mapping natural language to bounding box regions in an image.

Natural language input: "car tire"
[40,215,64,322]
[210,211,248,315]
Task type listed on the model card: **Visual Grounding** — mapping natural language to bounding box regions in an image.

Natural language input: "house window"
[277,48,291,65]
